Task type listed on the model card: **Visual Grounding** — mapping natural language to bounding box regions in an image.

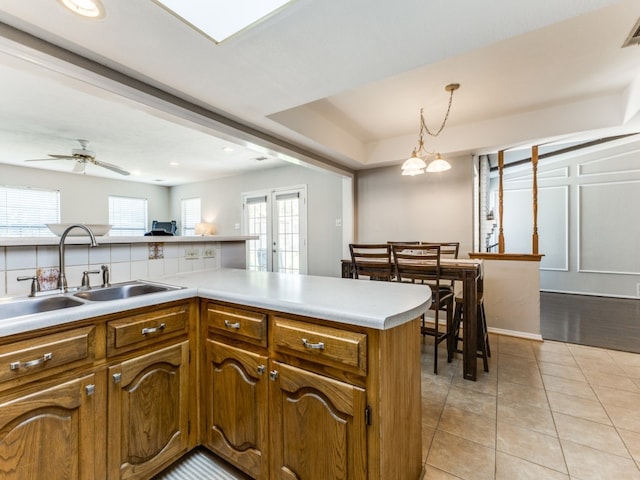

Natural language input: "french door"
[242,186,307,274]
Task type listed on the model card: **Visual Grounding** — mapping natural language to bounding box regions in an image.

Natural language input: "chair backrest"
[349,243,393,281]
[387,241,420,245]
[391,244,442,285]
[421,242,459,259]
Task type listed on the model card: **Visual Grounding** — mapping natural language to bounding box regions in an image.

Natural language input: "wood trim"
[469,252,543,262]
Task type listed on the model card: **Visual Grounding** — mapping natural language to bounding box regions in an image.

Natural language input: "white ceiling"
[0,0,639,185]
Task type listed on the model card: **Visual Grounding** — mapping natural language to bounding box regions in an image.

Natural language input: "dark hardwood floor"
[540,292,640,354]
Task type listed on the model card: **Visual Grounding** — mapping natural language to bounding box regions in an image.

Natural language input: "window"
[108,195,148,236]
[242,186,307,274]
[181,197,201,235]
[0,185,60,237]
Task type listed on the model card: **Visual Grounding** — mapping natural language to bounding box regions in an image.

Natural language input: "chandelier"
[401,83,460,176]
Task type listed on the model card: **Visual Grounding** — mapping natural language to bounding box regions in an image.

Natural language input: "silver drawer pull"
[10,352,53,371]
[302,338,325,350]
[85,384,95,396]
[224,320,241,329]
[142,323,166,335]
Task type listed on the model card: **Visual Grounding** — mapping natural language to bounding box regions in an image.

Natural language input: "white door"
[242,186,307,274]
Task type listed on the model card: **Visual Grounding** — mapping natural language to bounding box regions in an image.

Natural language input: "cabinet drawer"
[107,303,189,356]
[205,304,267,347]
[272,317,367,375]
[0,325,95,384]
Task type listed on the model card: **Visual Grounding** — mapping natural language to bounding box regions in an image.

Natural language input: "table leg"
[463,269,478,381]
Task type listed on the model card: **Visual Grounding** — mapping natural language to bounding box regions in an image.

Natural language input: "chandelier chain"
[421,86,456,138]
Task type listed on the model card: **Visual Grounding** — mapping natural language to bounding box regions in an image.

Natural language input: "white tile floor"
[423,335,640,479]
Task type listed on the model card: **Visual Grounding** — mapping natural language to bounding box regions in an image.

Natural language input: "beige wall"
[169,164,347,277]
[0,163,170,226]
[355,154,475,256]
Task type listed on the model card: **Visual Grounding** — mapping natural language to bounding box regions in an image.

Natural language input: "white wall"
[355,155,475,256]
[0,163,170,226]
[169,164,347,277]
[497,135,640,298]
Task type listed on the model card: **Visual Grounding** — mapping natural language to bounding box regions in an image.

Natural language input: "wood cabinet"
[0,373,99,479]
[201,299,422,480]
[269,361,366,479]
[0,299,196,480]
[203,339,269,479]
[107,341,190,480]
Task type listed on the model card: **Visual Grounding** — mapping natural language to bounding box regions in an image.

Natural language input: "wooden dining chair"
[391,244,454,374]
[349,243,394,281]
[420,241,460,294]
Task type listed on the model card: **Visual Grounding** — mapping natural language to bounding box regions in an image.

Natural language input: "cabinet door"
[204,339,268,480]
[107,342,189,480]
[269,361,367,480]
[0,374,98,480]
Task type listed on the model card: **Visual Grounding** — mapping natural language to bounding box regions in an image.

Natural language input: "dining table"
[341,257,484,381]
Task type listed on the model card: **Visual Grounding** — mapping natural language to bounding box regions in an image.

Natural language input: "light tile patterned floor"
[422,335,640,480]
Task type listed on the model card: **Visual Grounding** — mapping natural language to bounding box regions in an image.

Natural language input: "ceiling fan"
[25,139,130,176]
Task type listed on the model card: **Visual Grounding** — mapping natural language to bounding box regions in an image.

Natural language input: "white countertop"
[0,235,256,247]
[0,269,431,337]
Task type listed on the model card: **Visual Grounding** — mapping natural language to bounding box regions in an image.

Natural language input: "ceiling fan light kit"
[401,83,459,176]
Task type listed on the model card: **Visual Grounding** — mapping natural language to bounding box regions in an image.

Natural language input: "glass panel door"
[243,186,307,274]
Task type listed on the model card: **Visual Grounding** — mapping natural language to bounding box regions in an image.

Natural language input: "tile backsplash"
[0,241,221,298]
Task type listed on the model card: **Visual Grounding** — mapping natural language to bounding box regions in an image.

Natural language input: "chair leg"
[446,301,453,364]
[477,304,489,372]
[452,302,463,357]
[481,303,491,357]
[433,310,439,375]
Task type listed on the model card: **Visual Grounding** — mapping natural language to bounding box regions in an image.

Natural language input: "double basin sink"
[0,281,182,321]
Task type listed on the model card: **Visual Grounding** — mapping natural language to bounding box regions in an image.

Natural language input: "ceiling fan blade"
[48,154,77,159]
[93,159,130,176]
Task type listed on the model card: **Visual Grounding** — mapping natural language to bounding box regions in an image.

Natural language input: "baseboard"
[422,318,544,342]
[486,327,543,342]
[541,289,639,300]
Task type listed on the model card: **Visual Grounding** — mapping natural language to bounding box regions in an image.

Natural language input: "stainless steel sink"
[73,281,180,302]
[0,295,85,320]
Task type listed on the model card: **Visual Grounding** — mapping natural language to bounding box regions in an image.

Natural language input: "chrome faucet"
[57,223,98,291]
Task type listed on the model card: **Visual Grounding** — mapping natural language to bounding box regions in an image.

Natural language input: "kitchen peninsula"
[0,268,430,479]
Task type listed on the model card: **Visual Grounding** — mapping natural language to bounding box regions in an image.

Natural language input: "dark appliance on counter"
[145,220,177,236]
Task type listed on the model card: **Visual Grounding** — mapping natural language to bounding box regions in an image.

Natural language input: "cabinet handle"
[141,323,166,335]
[10,352,53,371]
[224,320,241,329]
[257,365,265,375]
[269,370,279,381]
[302,338,325,350]
[112,373,122,384]
[85,384,95,396]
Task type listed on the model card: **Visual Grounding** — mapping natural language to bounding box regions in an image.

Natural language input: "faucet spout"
[57,223,98,291]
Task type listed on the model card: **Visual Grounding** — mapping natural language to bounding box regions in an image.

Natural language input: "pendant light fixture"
[401,83,460,176]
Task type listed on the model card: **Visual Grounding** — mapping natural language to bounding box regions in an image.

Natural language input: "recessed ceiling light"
[152,0,294,43]
[169,161,180,166]
[58,0,106,18]
[223,147,234,152]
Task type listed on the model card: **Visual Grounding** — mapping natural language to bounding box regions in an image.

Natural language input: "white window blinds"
[108,195,148,236]
[0,185,60,237]
[181,198,201,235]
